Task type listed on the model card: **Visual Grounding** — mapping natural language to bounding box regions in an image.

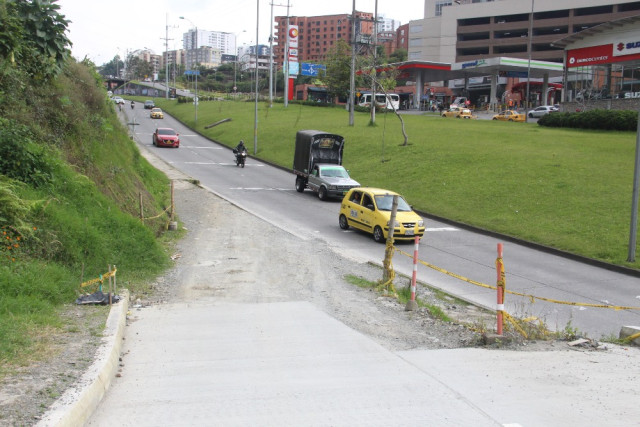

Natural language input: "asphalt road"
[123,105,640,338]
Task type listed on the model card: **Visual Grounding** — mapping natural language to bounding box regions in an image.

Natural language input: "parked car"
[492,110,526,122]
[112,96,124,105]
[144,100,155,109]
[152,128,180,148]
[339,187,425,243]
[150,108,164,119]
[528,105,558,118]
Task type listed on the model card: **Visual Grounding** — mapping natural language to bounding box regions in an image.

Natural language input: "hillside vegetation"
[0,3,172,367]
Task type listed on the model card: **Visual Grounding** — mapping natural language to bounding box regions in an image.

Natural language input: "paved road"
[122,106,640,338]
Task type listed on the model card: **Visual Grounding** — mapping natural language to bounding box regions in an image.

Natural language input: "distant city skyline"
[58,0,425,65]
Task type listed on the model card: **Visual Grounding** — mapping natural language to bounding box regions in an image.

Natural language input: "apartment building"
[273,12,375,66]
[409,0,640,64]
[238,44,272,72]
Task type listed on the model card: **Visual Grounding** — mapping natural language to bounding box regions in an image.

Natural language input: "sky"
[57,0,425,65]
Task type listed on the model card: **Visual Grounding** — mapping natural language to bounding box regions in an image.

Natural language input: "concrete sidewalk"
[46,298,640,426]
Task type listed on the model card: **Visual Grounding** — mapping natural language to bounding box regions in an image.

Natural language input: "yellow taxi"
[150,107,164,119]
[339,187,425,243]
[442,107,474,119]
[492,110,525,122]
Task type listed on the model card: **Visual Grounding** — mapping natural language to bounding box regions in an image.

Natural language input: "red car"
[152,128,180,148]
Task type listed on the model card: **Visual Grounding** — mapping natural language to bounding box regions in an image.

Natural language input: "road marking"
[229,187,295,191]
[181,146,223,149]
[426,227,458,232]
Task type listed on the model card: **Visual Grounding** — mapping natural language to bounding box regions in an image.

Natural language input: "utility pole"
[162,14,174,99]
[283,0,291,107]
[370,0,378,125]
[349,0,357,126]
[254,0,259,155]
[268,2,287,108]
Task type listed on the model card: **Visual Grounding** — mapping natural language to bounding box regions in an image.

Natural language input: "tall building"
[273,12,375,66]
[183,29,237,69]
[409,0,640,64]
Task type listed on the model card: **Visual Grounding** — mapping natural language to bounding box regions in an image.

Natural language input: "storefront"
[552,14,640,109]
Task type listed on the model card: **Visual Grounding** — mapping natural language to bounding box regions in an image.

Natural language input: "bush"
[0,118,53,187]
[538,109,637,131]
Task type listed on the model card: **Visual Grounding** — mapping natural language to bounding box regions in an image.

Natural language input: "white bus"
[359,93,400,111]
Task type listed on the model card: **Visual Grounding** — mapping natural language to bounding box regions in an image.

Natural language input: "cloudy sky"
[57,0,426,65]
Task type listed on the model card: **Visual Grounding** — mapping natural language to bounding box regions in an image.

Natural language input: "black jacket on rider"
[234,141,246,153]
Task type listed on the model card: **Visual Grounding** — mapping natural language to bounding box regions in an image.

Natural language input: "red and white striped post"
[405,236,421,311]
[496,243,505,335]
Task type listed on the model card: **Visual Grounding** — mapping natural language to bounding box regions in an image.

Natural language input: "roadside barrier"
[394,246,640,312]
[138,181,177,230]
[79,265,118,305]
[394,242,640,337]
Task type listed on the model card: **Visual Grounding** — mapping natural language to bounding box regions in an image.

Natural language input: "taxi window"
[350,191,362,203]
[362,194,374,210]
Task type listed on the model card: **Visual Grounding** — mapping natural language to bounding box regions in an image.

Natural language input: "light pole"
[180,16,198,125]
[525,0,534,122]
[233,30,246,97]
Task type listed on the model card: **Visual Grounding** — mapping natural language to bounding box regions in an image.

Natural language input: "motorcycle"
[233,148,247,168]
[130,102,135,110]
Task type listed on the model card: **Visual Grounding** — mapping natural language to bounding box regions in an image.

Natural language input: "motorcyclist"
[130,100,135,109]
[234,140,246,153]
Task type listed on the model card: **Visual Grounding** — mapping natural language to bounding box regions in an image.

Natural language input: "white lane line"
[181,146,223,149]
[229,187,295,191]
[426,227,458,232]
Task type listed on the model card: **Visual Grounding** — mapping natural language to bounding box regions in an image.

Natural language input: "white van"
[451,97,468,108]
[359,93,400,111]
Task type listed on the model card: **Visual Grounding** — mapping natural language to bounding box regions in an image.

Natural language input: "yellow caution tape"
[80,268,117,288]
[396,248,640,311]
[623,331,640,342]
[142,205,172,221]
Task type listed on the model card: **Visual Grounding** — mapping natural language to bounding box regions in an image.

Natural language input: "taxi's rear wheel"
[339,214,349,230]
[373,226,385,243]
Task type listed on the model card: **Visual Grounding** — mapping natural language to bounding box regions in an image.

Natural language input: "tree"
[360,60,410,146]
[389,48,407,64]
[126,54,153,81]
[320,39,363,102]
[99,55,123,78]
[0,0,71,80]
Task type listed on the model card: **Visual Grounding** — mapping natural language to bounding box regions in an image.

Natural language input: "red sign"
[567,44,613,68]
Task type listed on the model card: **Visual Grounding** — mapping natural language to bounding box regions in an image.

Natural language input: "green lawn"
[144,97,639,269]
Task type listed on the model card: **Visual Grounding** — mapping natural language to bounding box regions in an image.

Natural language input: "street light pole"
[525,0,534,122]
[180,16,198,125]
[254,0,259,155]
[165,14,169,99]
[233,30,246,98]
[349,0,356,126]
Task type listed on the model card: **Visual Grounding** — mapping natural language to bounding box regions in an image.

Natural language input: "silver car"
[528,105,558,118]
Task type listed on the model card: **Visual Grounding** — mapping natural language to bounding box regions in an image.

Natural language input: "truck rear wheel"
[295,177,305,193]
[318,186,328,201]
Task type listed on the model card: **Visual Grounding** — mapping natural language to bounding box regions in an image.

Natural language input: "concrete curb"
[36,290,129,427]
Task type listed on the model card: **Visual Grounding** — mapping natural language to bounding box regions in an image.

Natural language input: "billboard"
[301,63,326,77]
[289,61,299,76]
[288,25,299,49]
